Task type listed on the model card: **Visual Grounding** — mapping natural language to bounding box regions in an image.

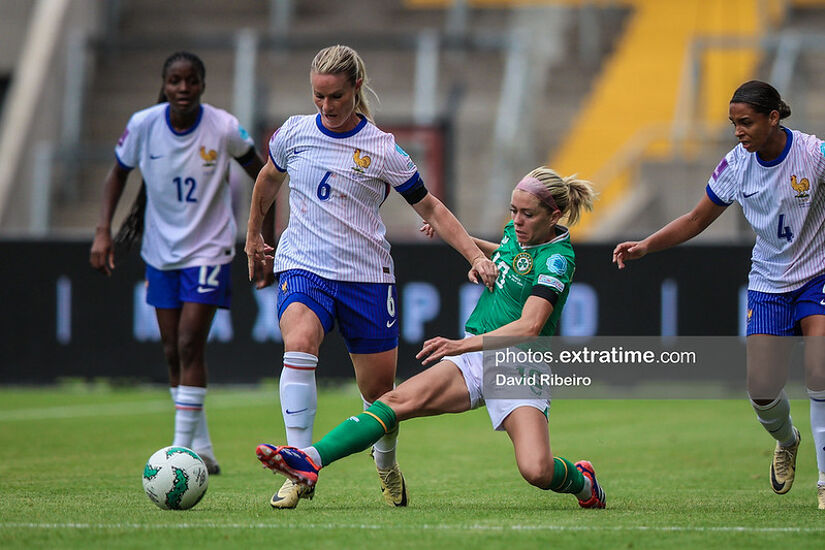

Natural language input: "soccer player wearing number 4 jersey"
[256,166,607,509]
[614,80,825,509]
[91,52,273,475]
[245,45,498,509]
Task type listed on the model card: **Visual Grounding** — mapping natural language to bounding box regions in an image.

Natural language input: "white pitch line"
[0,392,272,422]
[1,523,823,533]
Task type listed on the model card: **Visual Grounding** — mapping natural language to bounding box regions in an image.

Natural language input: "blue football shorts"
[747,273,825,336]
[145,262,232,309]
[276,269,398,354]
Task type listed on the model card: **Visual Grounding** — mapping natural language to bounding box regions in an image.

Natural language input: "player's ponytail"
[730,80,791,120]
[311,45,378,123]
[524,167,596,226]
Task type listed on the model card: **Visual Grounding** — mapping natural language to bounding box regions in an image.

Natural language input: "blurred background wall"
[1,0,824,381]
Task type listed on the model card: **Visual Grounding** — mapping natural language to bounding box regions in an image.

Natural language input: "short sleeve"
[382,135,419,187]
[268,117,295,172]
[114,114,140,170]
[531,252,575,304]
[802,132,825,180]
[706,150,738,206]
[225,115,255,158]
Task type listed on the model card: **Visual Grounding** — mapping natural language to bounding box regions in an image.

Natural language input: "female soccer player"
[90,51,271,475]
[613,80,825,509]
[254,166,606,509]
[245,45,497,509]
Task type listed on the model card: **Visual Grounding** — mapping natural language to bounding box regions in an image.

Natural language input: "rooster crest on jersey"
[200,146,218,167]
[352,148,371,173]
[790,174,810,200]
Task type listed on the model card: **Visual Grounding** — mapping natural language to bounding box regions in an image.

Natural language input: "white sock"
[751,390,796,446]
[302,446,323,468]
[169,386,179,446]
[192,407,215,459]
[172,385,214,457]
[280,352,318,448]
[575,476,593,501]
[808,388,825,475]
[362,394,398,470]
[173,385,206,449]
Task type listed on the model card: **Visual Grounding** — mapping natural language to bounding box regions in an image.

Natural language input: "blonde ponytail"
[524,167,596,226]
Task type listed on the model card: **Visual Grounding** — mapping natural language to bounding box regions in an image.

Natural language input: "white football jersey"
[269,114,423,283]
[115,103,255,270]
[707,128,825,292]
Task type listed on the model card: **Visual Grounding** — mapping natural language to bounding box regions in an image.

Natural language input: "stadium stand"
[1,0,824,242]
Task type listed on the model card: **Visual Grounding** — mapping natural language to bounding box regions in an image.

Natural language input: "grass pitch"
[1,384,823,549]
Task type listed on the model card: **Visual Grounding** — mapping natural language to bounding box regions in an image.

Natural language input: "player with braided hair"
[90,51,273,474]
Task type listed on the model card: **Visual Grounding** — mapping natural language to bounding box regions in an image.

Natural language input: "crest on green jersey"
[513,252,533,275]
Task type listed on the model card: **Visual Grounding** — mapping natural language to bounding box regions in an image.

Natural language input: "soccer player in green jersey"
[255,166,604,508]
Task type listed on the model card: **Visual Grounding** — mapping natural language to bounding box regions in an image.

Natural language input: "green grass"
[1,384,823,549]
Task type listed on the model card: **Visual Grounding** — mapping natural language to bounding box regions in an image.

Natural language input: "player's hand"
[416,336,463,366]
[90,228,115,276]
[253,257,276,289]
[469,256,497,291]
[419,221,435,239]
[612,241,648,269]
[244,231,274,281]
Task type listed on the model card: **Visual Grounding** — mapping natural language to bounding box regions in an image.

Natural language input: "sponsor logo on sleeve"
[820,142,825,160]
[537,274,565,293]
[546,254,567,276]
[711,157,729,181]
[117,127,129,147]
[239,125,250,140]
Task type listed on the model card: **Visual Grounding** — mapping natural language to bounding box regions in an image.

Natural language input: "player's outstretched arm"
[90,163,131,276]
[417,296,553,365]
[419,221,498,259]
[412,194,497,289]
[613,194,726,269]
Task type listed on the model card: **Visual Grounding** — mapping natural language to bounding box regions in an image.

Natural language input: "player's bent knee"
[519,464,552,489]
[379,390,416,419]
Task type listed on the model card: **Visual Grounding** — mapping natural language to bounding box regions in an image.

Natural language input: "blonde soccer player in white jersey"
[90,52,273,475]
[245,45,498,509]
[613,80,825,509]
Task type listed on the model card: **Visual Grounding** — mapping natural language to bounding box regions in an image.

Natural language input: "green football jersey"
[465,221,575,337]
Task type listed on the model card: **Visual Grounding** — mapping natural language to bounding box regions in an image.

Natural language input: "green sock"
[313,400,397,466]
[548,457,585,494]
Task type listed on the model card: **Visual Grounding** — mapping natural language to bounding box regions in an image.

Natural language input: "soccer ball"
[142,446,209,510]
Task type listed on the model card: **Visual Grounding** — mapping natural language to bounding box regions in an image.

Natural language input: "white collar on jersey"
[519,224,570,249]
